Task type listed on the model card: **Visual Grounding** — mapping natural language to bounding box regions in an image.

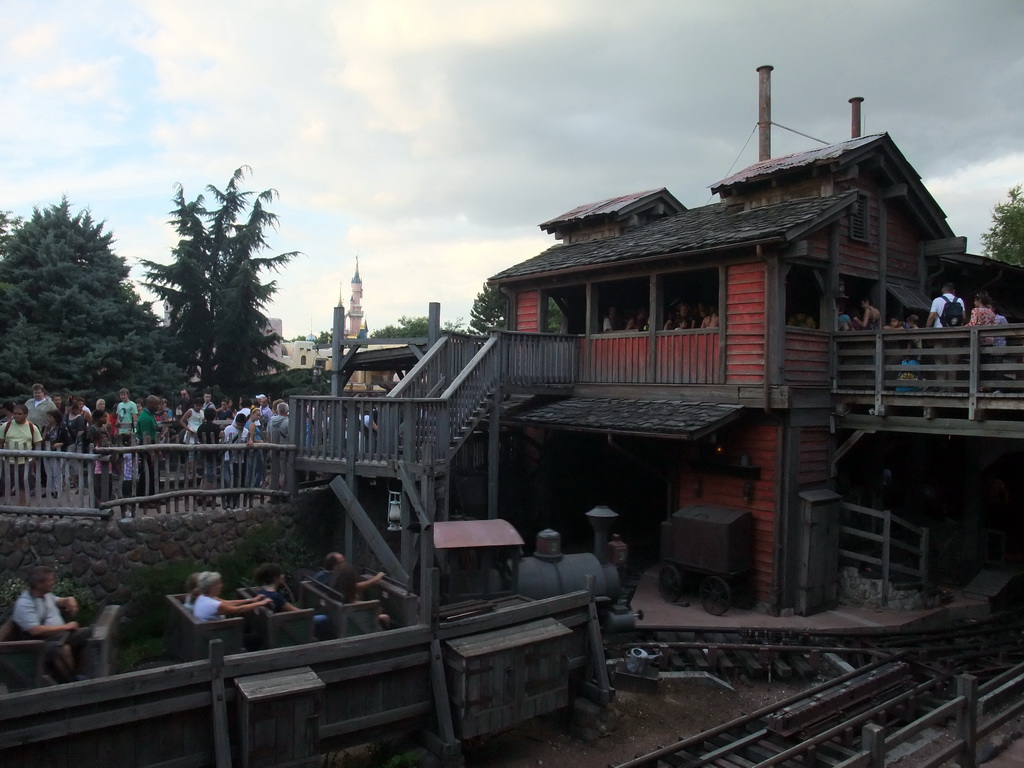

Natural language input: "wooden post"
[209,640,232,768]
[332,304,344,397]
[956,674,978,768]
[881,511,891,607]
[428,302,441,347]
[648,273,658,382]
[488,391,500,520]
[862,722,886,768]
[428,638,459,759]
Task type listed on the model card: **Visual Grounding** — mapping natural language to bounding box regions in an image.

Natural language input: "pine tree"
[143,167,299,394]
[468,283,507,334]
[0,200,178,396]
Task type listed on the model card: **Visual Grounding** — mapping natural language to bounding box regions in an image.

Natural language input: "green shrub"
[216,522,314,593]
[121,559,201,644]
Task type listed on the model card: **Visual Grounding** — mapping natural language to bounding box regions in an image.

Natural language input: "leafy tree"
[372,315,430,339]
[143,167,299,394]
[0,200,178,396]
[443,317,467,333]
[982,184,1024,266]
[469,283,507,333]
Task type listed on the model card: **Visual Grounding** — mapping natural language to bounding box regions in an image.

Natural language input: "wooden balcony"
[834,325,1024,426]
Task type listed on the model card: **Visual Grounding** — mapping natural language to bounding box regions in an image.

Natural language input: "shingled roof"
[503,398,744,440]
[491,192,856,282]
[711,134,886,192]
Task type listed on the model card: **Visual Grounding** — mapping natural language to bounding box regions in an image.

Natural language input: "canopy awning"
[503,398,744,441]
[886,284,932,311]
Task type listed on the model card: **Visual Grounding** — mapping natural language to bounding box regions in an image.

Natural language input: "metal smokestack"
[849,97,864,139]
[757,65,773,161]
[585,505,618,566]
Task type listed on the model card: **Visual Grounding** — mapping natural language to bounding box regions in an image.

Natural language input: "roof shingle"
[492,193,855,282]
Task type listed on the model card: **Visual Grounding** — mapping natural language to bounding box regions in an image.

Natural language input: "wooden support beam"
[396,462,431,527]
[209,640,232,768]
[330,475,409,583]
[488,392,500,520]
[428,639,459,758]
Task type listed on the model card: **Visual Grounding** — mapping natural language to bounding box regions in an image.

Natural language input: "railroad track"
[612,657,955,768]
[608,611,1024,684]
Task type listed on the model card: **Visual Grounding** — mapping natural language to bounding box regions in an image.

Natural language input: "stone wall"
[838,566,926,610]
[0,505,301,609]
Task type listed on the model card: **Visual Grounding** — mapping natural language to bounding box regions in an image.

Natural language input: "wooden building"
[296,76,1024,620]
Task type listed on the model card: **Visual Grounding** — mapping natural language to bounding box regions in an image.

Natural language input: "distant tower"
[347,257,364,339]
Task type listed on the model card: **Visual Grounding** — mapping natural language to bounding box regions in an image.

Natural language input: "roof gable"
[538,187,686,244]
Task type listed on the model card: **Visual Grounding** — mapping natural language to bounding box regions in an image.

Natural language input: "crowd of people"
[0,385,293,512]
[602,302,720,333]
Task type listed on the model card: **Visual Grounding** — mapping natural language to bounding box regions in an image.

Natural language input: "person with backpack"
[927,281,965,329]
[0,403,43,504]
[926,281,966,387]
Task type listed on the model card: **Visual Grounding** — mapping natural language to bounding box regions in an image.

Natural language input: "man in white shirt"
[925,282,966,385]
[12,566,91,682]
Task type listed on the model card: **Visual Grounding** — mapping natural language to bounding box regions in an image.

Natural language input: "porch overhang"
[502,397,744,440]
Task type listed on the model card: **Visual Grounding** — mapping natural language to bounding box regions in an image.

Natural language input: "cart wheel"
[658,564,683,603]
[699,576,732,616]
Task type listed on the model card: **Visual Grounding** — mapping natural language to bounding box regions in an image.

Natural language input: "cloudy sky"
[2,1,1022,338]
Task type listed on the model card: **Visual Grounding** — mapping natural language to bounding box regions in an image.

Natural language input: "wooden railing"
[500,331,578,386]
[389,333,486,398]
[0,443,294,518]
[784,328,830,385]
[579,329,722,385]
[833,661,1024,768]
[834,325,1024,396]
[838,501,930,605]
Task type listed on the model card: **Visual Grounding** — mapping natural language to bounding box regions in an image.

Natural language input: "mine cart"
[658,505,753,615]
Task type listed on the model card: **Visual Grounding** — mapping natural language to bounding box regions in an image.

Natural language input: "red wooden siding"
[580,334,651,383]
[675,423,779,606]
[654,331,721,384]
[797,426,830,487]
[783,329,830,385]
[725,262,766,384]
[515,290,540,333]
[885,200,921,283]
[836,179,880,277]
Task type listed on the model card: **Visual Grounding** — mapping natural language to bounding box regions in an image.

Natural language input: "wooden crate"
[235,667,325,768]
[443,617,571,739]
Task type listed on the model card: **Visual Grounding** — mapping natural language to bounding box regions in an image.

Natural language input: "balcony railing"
[834,325,1024,397]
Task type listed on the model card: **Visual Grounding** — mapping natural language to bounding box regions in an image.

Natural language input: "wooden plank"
[0,691,211,748]
[319,701,432,739]
[315,651,430,684]
[329,475,409,583]
[0,660,212,719]
[436,591,591,639]
[223,626,432,677]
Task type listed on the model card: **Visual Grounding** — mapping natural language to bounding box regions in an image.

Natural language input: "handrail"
[833,324,1024,397]
[388,336,450,398]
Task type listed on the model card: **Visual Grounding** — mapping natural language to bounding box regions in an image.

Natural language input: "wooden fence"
[833,660,1024,768]
[838,501,930,605]
[0,589,601,768]
[0,443,295,518]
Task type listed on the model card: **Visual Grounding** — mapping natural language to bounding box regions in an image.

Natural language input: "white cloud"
[925,152,1024,254]
[2,0,1023,339]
